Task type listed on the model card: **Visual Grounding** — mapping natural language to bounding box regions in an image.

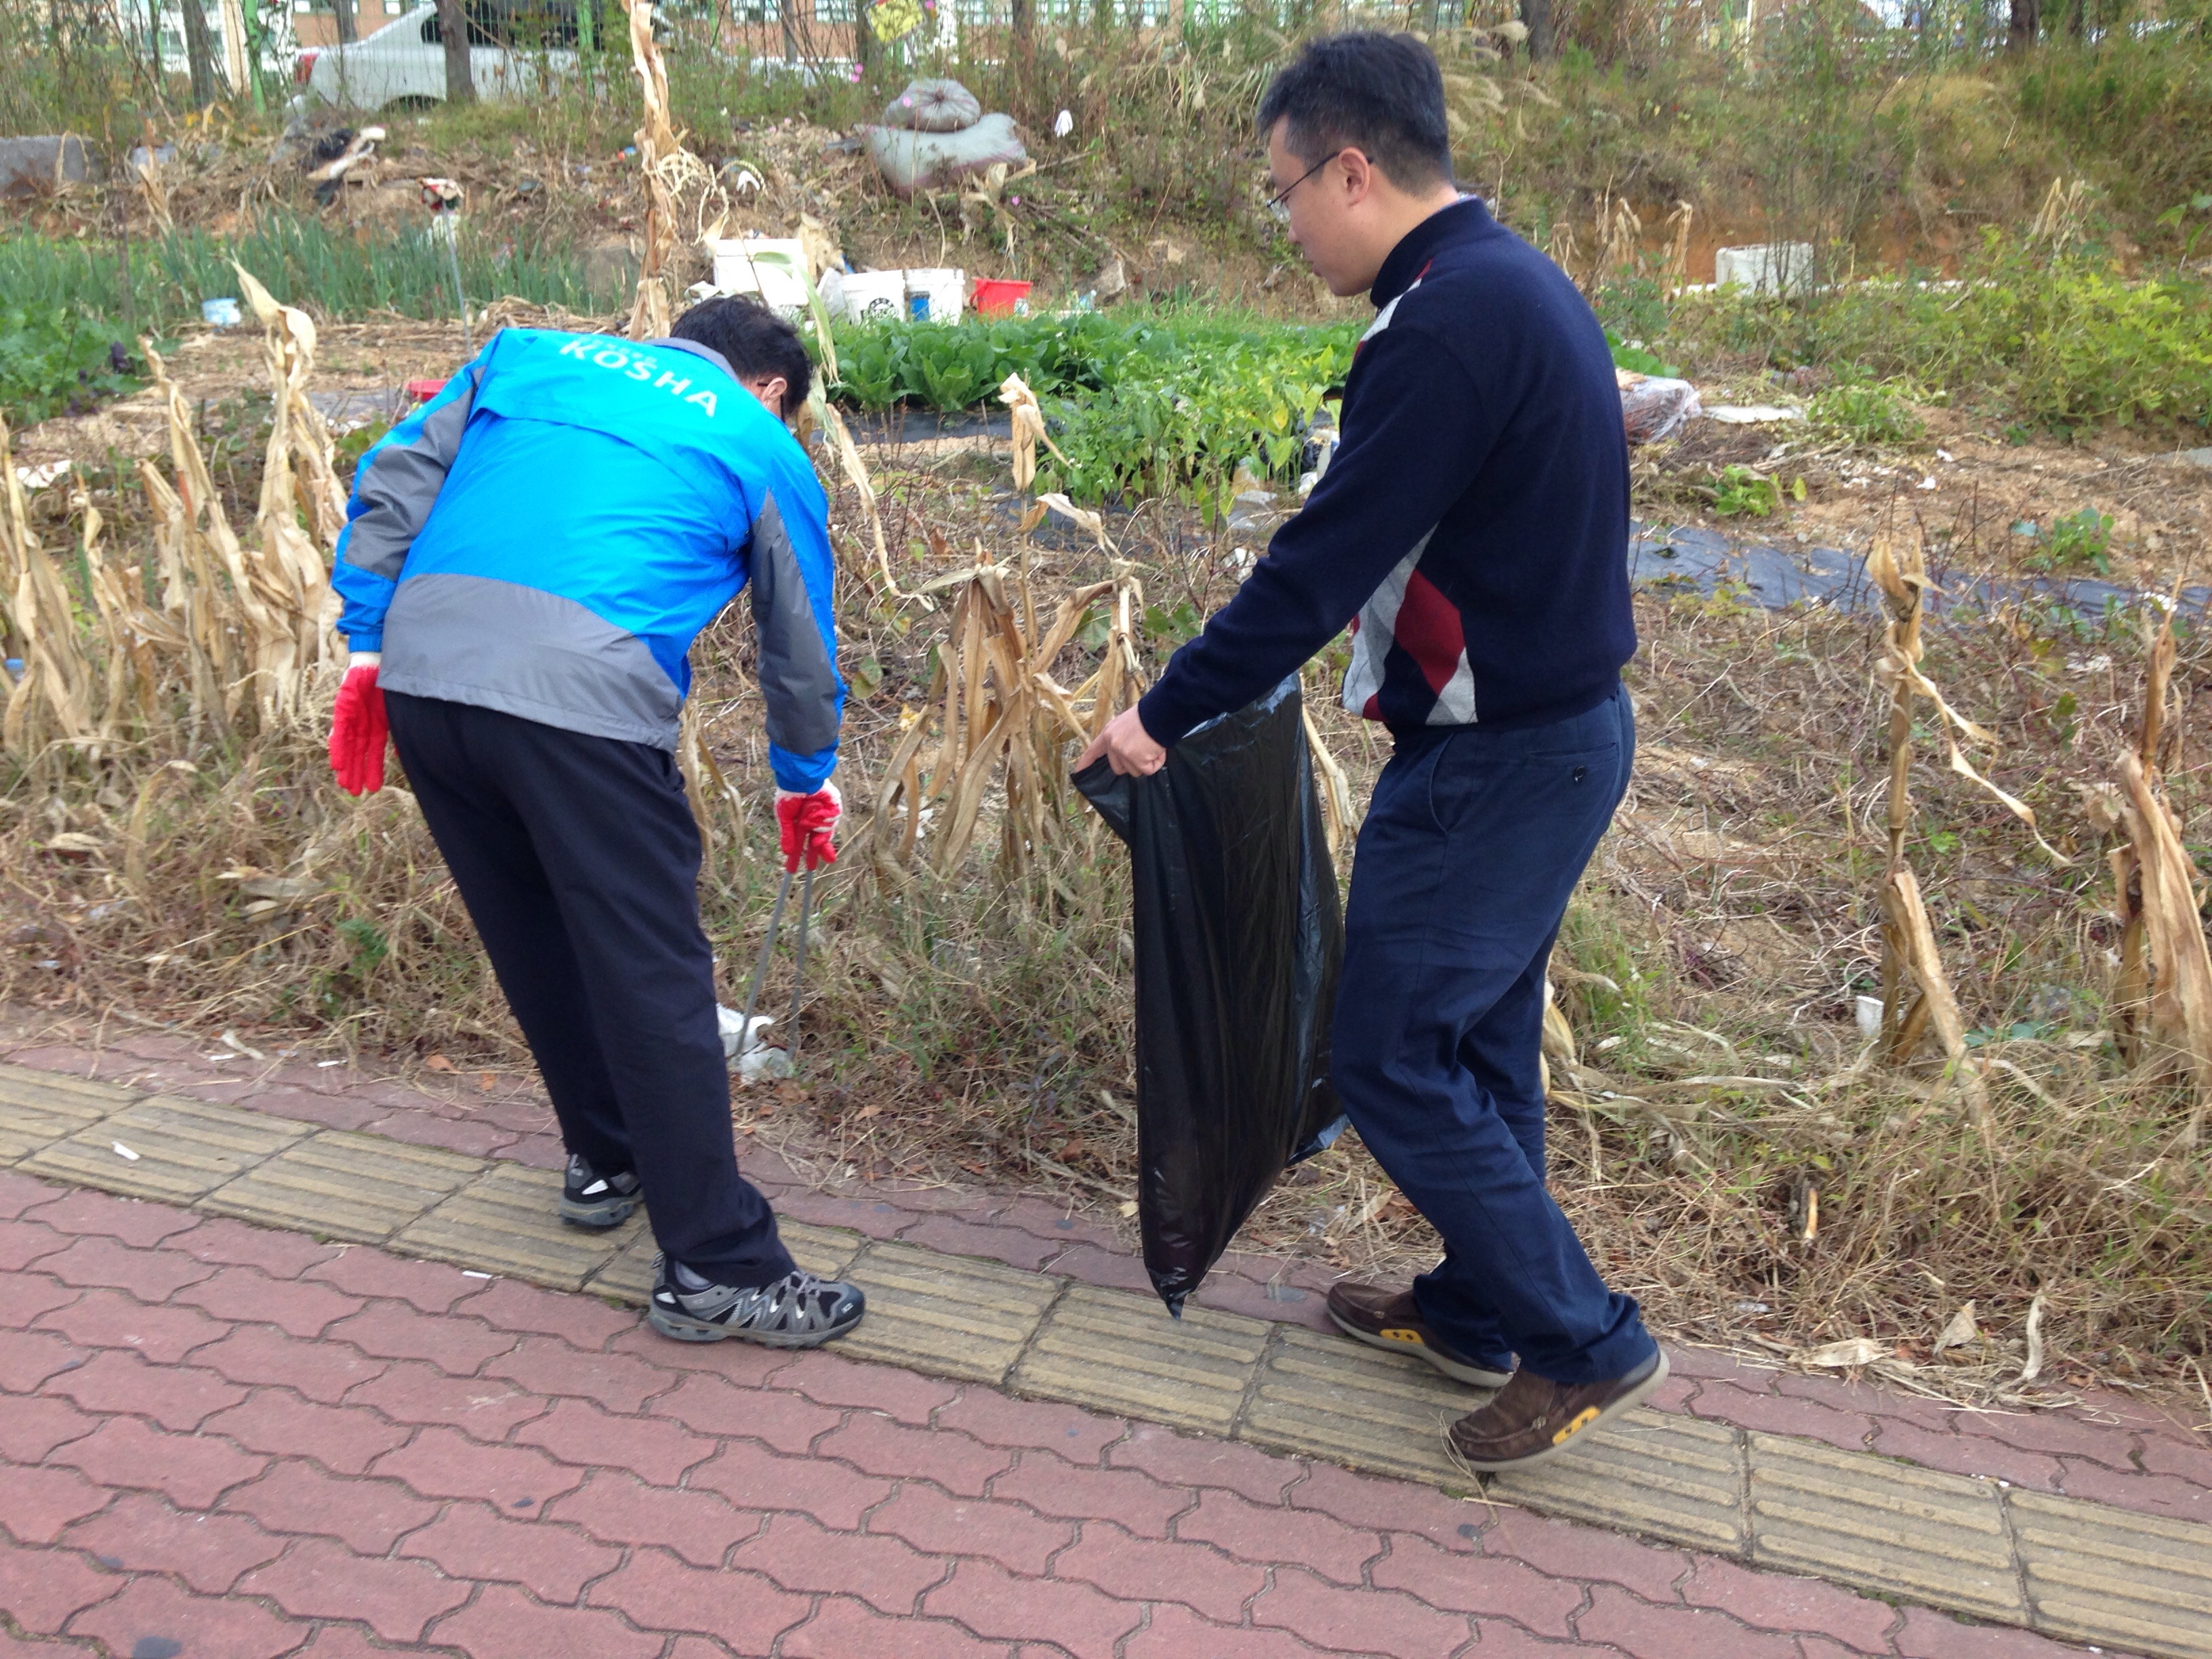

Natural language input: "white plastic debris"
[720,1004,794,1084]
[1052,108,1073,138]
[739,1046,794,1084]
[1704,404,1805,425]
[718,1004,774,1061]
[112,1142,140,1161]
[1854,994,1884,1040]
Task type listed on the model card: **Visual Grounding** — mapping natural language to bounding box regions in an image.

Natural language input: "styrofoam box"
[1713,242,1813,294]
[710,238,810,309]
[838,270,908,322]
[904,266,965,322]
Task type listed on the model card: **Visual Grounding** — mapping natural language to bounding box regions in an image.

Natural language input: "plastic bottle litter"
[201,297,243,328]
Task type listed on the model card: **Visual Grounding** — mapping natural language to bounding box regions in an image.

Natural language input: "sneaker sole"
[1327,1306,1513,1389]
[644,1302,865,1348]
[1448,1349,1672,1473]
[558,1195,639,1229]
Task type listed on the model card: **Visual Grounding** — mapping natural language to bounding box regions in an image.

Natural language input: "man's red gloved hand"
[775,783,841,872]
[329,655,390,796]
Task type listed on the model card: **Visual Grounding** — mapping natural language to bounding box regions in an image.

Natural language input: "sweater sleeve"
[1134,322,1500,746]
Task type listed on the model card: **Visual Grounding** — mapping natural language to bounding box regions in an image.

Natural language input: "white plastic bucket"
[904,267,965,323]
[838,270,908,323]
[709,238,810,312]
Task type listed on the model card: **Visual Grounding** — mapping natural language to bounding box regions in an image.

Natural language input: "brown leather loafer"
[1446,1347,1669,1472]
[1326,1280,1513,1389]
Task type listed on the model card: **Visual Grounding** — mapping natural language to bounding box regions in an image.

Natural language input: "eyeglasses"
[1263,149,1349,224]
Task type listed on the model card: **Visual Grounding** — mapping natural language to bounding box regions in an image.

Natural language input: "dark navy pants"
[1332,681,1656,1385]
[387,692,795,1288]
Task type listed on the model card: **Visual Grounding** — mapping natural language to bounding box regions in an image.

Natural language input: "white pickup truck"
[295,2,577,108]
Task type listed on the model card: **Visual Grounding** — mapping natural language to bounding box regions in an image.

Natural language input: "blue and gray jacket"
[333,328,843,792]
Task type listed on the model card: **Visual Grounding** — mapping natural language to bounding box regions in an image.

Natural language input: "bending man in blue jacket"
[1079,34,1663,1469]
[327,297,864,1351]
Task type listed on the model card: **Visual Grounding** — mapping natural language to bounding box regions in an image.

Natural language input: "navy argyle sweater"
[1136,197,1635,745]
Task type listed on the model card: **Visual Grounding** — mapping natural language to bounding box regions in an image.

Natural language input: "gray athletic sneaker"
[647,1256,866,1347]
[559,1153,642,1229]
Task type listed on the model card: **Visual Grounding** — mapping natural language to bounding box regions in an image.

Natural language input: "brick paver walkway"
[3,1027,2200,1656]
[3,1164,2097,1659]
[9,1025,2201,1530]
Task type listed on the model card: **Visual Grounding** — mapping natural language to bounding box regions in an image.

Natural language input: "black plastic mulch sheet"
[1073,678,1347,1315]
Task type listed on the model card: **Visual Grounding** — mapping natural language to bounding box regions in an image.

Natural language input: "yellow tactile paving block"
[1012,1284,1269,1437]
[585,1218,867,1304]
[393,1162,643,1291]
[2011,1490,2212,1659]
[832,1240,1061,1385]
[20,1095,308,1204]
[1748,1431,2024,1620]
[203,1128,485,1242]
[1493,1408,1748,1555]
[0,1063,135,1164]
[1235,1324,1471,1484]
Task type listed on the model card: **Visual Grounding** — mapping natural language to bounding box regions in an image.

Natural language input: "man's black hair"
[670,293,815,422]
[1256,32,1454,192]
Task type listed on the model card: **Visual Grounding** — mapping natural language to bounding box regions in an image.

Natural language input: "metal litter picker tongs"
[737,865,815,1073]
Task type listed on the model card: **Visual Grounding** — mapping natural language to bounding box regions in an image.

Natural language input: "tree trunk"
[180,0,219,104]
[2008,0,2039,49]
[335,0,357,46]
[854,2,874,83]
[436,0,476,100]
[1521,0,1556,58]
[2066,0,2085,39]
[1009,0,1031,65]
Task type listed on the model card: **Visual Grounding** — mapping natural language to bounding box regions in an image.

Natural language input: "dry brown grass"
[1,348,2207,1414]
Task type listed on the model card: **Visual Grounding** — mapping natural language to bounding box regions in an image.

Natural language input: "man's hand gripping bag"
[1074,678,1347,1314]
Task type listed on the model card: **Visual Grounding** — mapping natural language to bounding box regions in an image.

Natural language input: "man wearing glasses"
[1077,31,1663,1471]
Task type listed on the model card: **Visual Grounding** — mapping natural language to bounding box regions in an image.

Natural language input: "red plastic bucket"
[972,279,1033,317]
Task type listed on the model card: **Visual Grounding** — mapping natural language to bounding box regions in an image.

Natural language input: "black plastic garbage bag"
[1073,677,1347,1314]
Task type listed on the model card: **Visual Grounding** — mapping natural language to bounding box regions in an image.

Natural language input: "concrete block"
[1715,242,1813,294]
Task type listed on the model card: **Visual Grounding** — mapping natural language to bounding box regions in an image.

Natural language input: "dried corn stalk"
[819,403,901,596]
[1662,200,1695,296]
[1867,527,1986,1118]
[239,268,342,682]
[238,267,349,554]
[1300,703,1356,861]
[623,0,679,341]
[1591,194,1641,290]
[871,560,1145,881]
[676,700,747,865]
[2104,600,2212,1142]
[0,408,100,761]
[73,477,180,745]
[999,373,1070,493]
[141,339,325,731]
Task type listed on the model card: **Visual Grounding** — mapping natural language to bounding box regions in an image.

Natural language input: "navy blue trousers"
[387,692,795,1288]
[1332,682,1656,1385]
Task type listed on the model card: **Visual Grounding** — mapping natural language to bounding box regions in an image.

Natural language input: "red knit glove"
[329,658,390,796]
[775,783,841,872]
